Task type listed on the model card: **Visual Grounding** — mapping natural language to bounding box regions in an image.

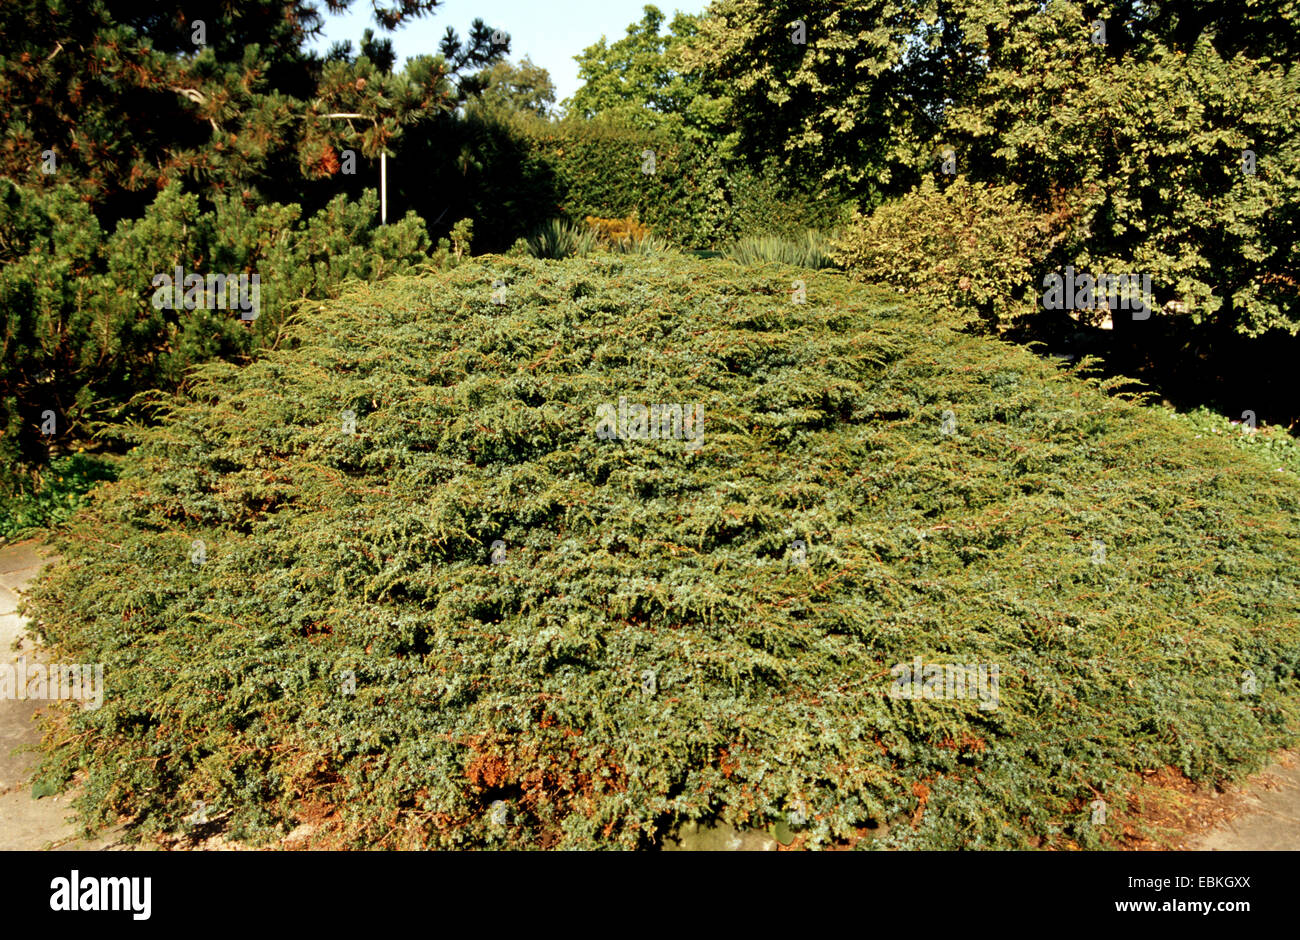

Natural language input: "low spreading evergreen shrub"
[23,255,1300,850]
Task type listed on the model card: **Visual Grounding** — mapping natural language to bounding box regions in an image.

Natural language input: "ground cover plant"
[0,453,117,542]
[23,254,1300,849]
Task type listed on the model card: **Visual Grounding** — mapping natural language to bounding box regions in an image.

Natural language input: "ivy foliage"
[24,255,1300,849]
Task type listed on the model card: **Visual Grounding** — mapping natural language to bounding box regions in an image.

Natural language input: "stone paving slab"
[0,585,20,618]
[0,540,53,594]
[0,539,82,850]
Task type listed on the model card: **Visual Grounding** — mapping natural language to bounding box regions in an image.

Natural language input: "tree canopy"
[567,4,727,143]
[685,0,1300,333]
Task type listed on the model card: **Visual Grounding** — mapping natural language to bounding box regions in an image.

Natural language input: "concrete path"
[0,540,125,850]
[1,537,1298,851]
[1184,754,1300,850]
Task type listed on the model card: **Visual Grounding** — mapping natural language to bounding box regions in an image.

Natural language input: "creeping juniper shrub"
[23,255,1300,849]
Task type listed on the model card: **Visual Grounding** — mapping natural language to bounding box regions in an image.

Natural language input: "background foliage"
[688,0,1300,338]
[0,179,429,491]
[832,176,1060,331]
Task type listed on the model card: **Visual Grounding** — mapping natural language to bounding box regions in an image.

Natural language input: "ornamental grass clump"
[23,254,1300,850]
[723,230,835,269]
[527,218,597,259]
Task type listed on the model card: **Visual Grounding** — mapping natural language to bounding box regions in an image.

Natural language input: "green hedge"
[24,255,1300,850]
[393,113,845,252]
[517,117,733,248]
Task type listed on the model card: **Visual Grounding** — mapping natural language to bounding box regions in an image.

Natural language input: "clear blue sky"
[308,0,712,105]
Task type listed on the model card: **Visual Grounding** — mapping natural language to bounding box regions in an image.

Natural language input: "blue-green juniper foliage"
[23,255,1300,849]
